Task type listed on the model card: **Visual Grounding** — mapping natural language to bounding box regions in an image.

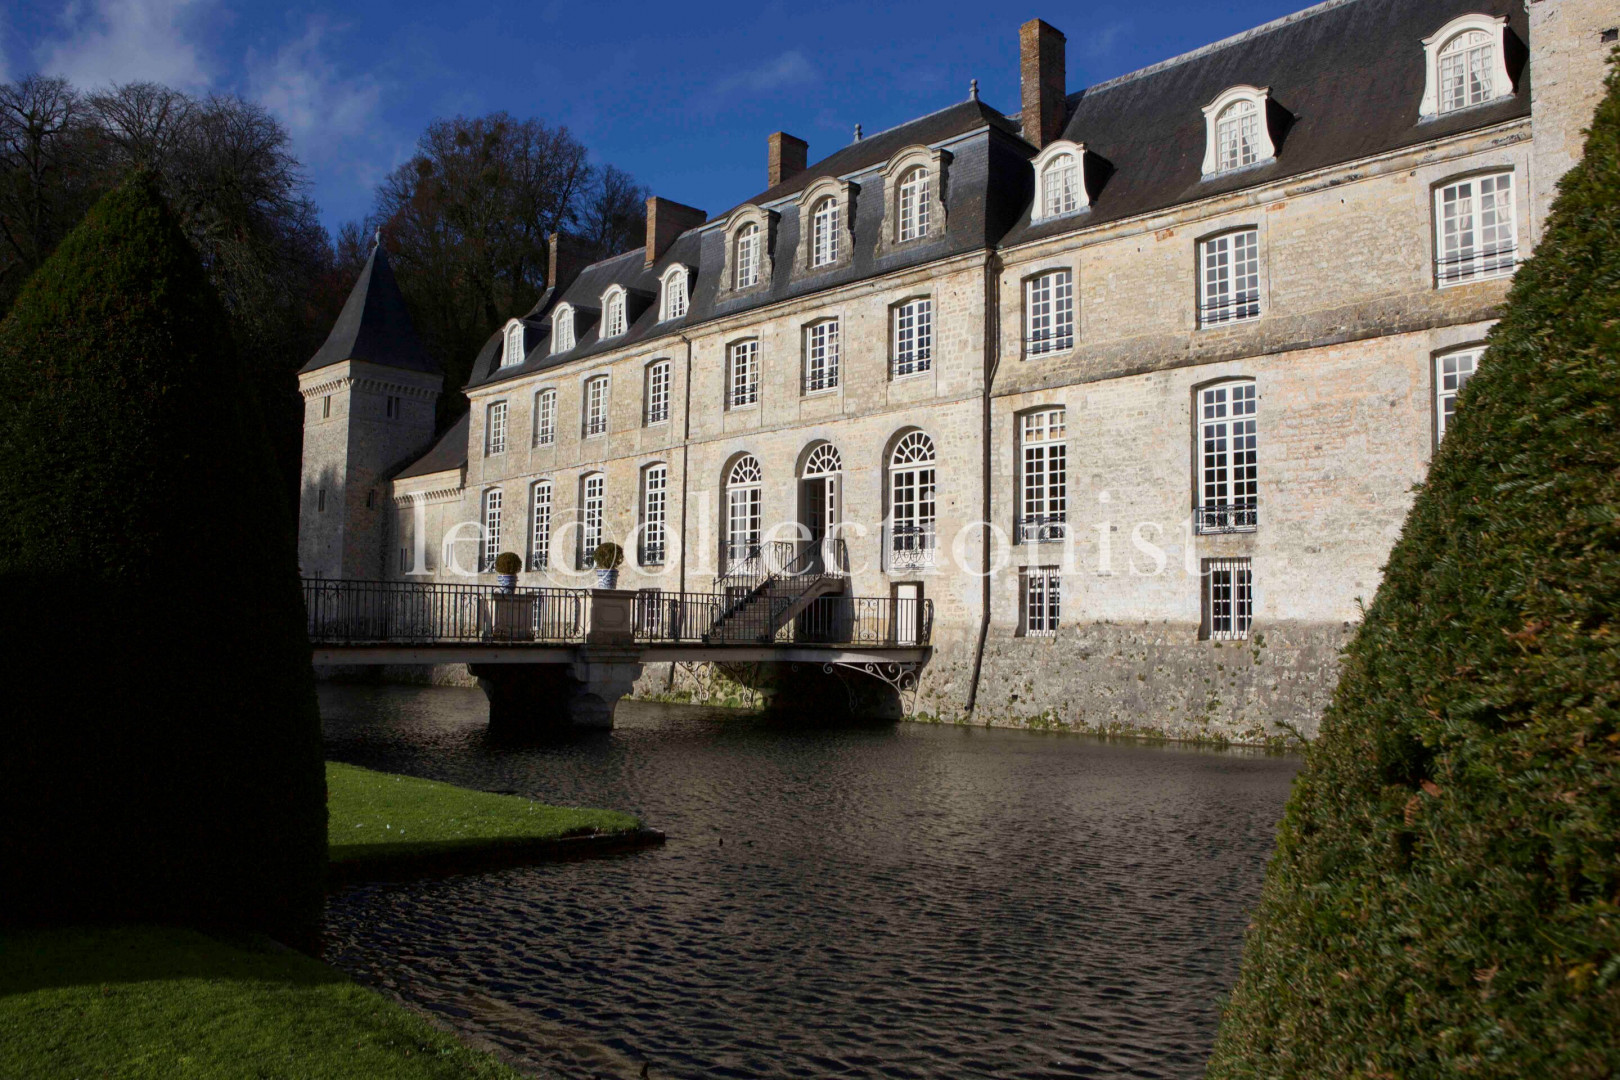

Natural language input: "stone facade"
[299,0,1617,741]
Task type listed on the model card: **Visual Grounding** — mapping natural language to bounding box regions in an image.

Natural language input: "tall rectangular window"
[486,400,508,456]
[812,198,839,267]
[1025,270,1075,356]
[584,376,609,438]
[729,340,759,409]
[641,464,667,566]
[530,482,552,570]
[1436,348,1481,441]
[804,320,840,393]
[604,293,626,338]
[663,270,688,320]
[1440,30,1496,114]
[1200,229,1261,326]
[533,389,556,447]
[898,167,930,242]
[892,298,933,378]
[322,395,330,419]
[1205,558,1253,640]
[1436,173,1516,287]
[1024,569,1061,636]
[1198,383,1258,534]
[482,489,503,571]
[1019,409,1067,542]
[385,395,400,419]
[645,361,671,425]
[580,474,604,567]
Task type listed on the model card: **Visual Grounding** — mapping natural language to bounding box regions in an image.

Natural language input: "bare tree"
[577,164,649,263]
[0,76,100,301]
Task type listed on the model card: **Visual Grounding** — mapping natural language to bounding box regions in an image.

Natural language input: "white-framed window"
[481,488,503,572]
[1018,409,1067,543]
[1025,270,1075,356]
[486,400,508,456]
[734,223,760,289]
[1435,173,1517,287]
[728,340,759,409]
[1199,229,1262,326]
[1197,383,1258,534]
[1205,557,1253,641]
[602,288,626,338]
[892,297,933,378]
[1042,154,1081,218]
[897,167,930,242]
[551,305,575,354]
[530,480,552,570]
[1024,569,1061,636]
[811,197,840,267]
[804,320,840,394]
[584,375,609,438]
[645,360,671,426]
[1436,347,1481,442]
[888,431,936,570]
[580,473,605,567]
[660,265,688,320]
[1422,16,1512,118]
[725,455,763,565]
[502,322,525,368]
[533,388,556,447]
[1200,87,1275,177]
[641,463,668,566]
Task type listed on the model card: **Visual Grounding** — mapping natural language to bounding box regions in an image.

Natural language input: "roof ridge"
[844,97,1000,151]
[1081,0,1365,96]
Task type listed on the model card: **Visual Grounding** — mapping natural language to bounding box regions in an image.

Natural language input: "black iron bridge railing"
[302,578,587,645]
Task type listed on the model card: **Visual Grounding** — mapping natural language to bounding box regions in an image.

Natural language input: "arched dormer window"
[1422,14,1513,118]
[659,264,689,320]
[734,223,761,289]
[601,286,626,338]
[794,176,856,276]
[551,304,575,354]
[501,321,525,368]
[1200,86,1276,178]
[811,197,840,267]
[1031,141,1090,221]
[897,166,930,242]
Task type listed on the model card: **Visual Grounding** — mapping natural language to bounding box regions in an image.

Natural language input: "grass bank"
[326,761,649,882]
[0,925,522,1079]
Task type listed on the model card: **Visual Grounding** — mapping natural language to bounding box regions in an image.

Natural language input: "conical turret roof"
[300,241,438,375]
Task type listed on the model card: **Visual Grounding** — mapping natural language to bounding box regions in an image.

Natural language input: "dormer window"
[1200,87,1276,178]
[735,224,760,289]
[898,167,930,242]
[811,197,839,267]
[1031,141,1091,222]
[660,265,688,320]
[602,287,626,338]
[551,304,575,354]
[1421,15,1513,118]
[501,321,524,368]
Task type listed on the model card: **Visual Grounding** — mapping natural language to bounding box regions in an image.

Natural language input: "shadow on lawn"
[0,924,340,995]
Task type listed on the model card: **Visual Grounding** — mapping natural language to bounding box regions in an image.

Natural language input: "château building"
[298,0,1618,740]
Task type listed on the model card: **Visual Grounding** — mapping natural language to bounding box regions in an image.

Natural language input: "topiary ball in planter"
[494,551,522,592]
[592,542,624,589]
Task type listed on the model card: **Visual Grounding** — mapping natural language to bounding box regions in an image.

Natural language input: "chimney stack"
[644,196,707,267]
[768,132,808,187]
[1019,19,1067,150]
[547,231,590,293]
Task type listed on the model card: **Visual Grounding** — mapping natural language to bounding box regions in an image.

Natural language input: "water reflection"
[321,684,1297,1080]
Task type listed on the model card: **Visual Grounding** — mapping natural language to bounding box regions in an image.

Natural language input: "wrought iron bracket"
[823,661,922,717]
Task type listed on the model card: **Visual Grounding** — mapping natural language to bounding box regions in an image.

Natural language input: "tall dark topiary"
[0,172,326,948]
[1207,61,1620,1079]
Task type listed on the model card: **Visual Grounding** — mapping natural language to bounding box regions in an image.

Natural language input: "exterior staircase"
[704,541,848,645]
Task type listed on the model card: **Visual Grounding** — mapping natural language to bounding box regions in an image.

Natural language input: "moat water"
[319,685,1299,1080]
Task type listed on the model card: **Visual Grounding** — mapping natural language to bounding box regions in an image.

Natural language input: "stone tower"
[297,240,442,580]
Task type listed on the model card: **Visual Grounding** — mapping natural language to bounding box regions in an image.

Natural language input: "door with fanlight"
[801,443,843,574]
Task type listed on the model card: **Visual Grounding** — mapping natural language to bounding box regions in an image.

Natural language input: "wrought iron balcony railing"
[302,578,586,645]
[1025,331,1075,356]
[1016,515,1067,543]
[887,523,937,570]
[1194,502,1258,535]
[1437,242,1518,287]
[802,369,839,394]
[1198,292,1262,327]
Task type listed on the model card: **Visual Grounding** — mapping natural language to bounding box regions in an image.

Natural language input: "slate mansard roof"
[302,243,439,376]
[458,0,1532,397]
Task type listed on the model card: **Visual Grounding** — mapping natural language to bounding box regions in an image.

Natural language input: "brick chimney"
[768,132,808,188]
[1019,19,1067,150]
[644,196,707,267]
[546,231,590,293]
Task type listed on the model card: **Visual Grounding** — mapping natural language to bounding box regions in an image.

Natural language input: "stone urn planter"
[592,541,624,590]
[494,551,522,594]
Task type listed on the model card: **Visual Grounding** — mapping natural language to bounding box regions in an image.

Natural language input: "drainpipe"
[964,252,1002,716]
[677,332,694,599]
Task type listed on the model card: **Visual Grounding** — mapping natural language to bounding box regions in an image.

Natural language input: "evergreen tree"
[1207,61,1620,1078]
[0,171,326,949]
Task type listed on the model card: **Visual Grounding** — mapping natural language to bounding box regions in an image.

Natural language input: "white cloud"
[35,0,215,91]
[246,18,383,165]
[710,50,816,99]
[1081,23,1131,60]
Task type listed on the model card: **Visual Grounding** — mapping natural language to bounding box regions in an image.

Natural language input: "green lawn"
[326,761,640,866]
[0,925,523,1079]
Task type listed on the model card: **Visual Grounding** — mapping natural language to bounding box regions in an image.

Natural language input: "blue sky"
[4,0,1306,239]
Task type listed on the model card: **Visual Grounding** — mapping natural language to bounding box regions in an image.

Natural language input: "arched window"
[888,432,936,569]
[529,480,552,569]
[802,442,843,571]
[660,265,688,320]
[1195,382,1258,534]
[1216,99,1260,173]
[804,442,842,478]
[602,288,626,338]
[502,322,524,368]
[811,197,839,267]
[734,223,760,288]
[725,455,763,565]
[552,304,575,353]
[1042,154,1080,218]
[897,167,930,242]
[1438,29,1495,113]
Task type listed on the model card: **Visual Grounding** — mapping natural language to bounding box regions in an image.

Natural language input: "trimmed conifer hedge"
[0,173,326,948]
[1206,61,1620,1078]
